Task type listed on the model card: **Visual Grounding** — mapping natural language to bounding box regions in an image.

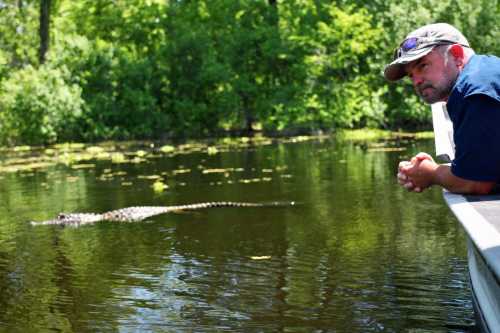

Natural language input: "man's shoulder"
[457,54,500,102]
[469,54,500,77]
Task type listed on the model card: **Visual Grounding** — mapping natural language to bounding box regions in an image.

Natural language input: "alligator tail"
[163,201,297,211]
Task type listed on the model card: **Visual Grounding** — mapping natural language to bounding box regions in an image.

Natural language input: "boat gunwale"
[443,191,500,283]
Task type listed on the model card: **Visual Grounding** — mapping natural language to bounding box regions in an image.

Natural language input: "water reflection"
[0,137,475,332]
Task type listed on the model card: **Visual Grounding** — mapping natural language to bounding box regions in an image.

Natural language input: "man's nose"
[411,74,424,86]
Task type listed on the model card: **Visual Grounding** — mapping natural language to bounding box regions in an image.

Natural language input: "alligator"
[30,201,296,227]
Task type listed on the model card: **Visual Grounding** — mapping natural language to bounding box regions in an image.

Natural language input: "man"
[384,23,500,194]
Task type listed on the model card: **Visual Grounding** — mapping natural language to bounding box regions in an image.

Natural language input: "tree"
[38,0,51,64]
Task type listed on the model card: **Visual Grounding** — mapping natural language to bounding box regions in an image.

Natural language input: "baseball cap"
[383,23,470,81]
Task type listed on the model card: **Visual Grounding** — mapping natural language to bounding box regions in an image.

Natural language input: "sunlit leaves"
[0,65,84,145]
[0,0,497,144]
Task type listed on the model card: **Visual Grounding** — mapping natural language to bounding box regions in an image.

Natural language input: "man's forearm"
[433,164,495,194]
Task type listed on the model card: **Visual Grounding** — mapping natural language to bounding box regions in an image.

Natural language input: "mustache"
[417,82,434,95]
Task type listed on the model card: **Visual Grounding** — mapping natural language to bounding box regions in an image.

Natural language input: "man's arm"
[400,155,496,194]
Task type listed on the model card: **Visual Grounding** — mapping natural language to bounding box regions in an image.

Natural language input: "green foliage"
[0,65,83,145]
[47,33,165,140]
[270,3,384,130]
[0,0,498,145]
[0,1,39,69]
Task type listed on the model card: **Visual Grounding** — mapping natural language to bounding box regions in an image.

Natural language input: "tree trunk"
[39,0,51,64]
[267,0,278,26]
[242,94,254,134]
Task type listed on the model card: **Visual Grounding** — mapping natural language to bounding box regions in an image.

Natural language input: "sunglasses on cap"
[393,37,461,60]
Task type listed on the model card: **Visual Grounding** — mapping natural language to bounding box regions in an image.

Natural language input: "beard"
[416,82,452,104]
[416,66,458,104]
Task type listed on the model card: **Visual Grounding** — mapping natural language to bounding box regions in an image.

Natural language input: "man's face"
[404,48,458,104]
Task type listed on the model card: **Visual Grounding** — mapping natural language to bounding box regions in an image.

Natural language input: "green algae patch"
[152,180,168,193]
[0,131,434,175]
[338,129,434,141]
[413,131,434,139]
[0,161,55,173]
[111,152,127,164]
[207,146,219,155]
[71,163,96,170]
[12,145,32,152]
[160,145,175,153]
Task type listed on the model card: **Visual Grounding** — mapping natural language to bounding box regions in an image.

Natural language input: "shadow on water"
[0,136,478,332]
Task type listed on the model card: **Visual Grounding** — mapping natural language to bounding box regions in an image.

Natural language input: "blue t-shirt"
[446,54,500,182]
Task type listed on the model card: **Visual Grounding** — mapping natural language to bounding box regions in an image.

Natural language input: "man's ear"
[449,44,464,66]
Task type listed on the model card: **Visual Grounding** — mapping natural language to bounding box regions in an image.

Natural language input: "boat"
[432,102,500,333]
[444,191,500,332]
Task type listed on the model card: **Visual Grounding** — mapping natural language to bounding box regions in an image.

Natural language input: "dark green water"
[0,137,475,332]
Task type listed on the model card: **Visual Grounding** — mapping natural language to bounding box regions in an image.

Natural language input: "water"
[0,137,476,332]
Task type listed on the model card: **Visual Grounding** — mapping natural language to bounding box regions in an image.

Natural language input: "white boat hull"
[443,192,500,333]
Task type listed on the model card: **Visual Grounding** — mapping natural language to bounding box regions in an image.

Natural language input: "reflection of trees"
[0,138,472,331]
[275,139,470,329]
[54,223,178,330]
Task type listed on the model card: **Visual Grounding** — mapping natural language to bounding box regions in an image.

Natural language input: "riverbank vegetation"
[0,0,497,145]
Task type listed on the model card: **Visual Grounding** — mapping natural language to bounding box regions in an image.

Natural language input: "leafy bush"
[0,65,83,145]
[0,0,497,145]
[49,35,163,140]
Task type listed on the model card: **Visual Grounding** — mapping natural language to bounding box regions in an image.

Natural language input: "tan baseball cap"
[384,23,470,81]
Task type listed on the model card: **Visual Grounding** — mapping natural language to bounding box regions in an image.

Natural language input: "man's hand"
[397,152,496,195]
[397,152,435,193]
[410,152,434,165]
[398,161,419,191]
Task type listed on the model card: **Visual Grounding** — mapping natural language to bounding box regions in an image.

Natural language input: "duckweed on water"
[250,256,272,260]
[367,147,407,153]
[172,168,191,175]
[86,146,105,154]
[12,145,31,152]
[111,153,126,163]
[0,131,432,176]
[135,150,148,157]
[338,129,434,141]
[71,163,96,169]
[138,175,162,180]
[207,146,218,155]
[160,145,175,153]
[152,180,168,193]
[202,168,231,174]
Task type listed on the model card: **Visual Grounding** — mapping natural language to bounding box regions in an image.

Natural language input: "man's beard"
[417,82,452,104]
[417,78,455,104]
[416,69,457,104]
